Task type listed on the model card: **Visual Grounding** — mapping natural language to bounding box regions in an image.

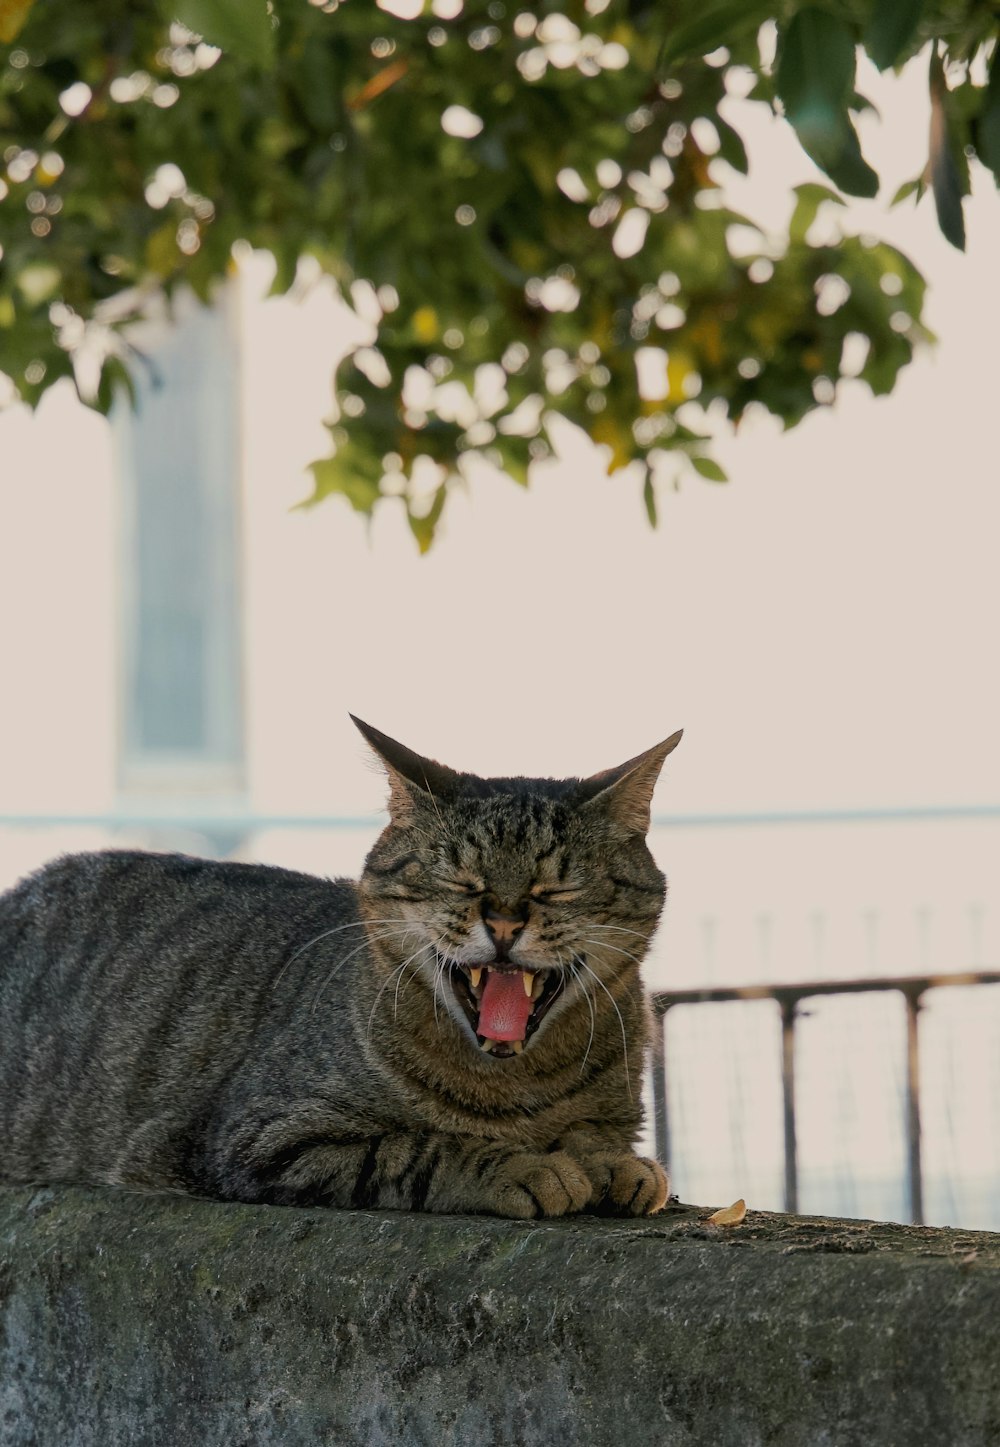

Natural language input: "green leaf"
[492,434,532,487]
[690,454,728,482]
[890,177,923,207]
[776,9,879,197]
[789,181,845,244]
[929,48,966,250]
[643,472,657,527]
[96,356,137,415]
[659,0,774,68]
[302,445,383,515]
[819,118,880,199]
[164,0,275,69]
[714,117,750,176]
[863,0,926,72]
[977,47,1000,181]
[501,453,530,487]
[777,9,856,119]
[848,90,879,119]
[407,483,448,555]
[592,414,636,473]
[268,244,300,297]
[0,0,35,42]
[14,263,62,307]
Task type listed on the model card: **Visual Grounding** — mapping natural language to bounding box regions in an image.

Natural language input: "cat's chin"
[444,958,569,1059]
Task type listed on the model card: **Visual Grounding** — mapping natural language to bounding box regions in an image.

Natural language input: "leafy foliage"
[1,0,997,545]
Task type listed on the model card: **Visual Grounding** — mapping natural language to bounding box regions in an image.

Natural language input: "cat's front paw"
[489,1148,593,1220]
[576,1151,670,1217]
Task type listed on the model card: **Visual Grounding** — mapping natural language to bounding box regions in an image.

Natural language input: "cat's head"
[354,716,682,1059]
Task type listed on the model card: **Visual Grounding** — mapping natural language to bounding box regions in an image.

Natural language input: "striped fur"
[0,721,682,1218]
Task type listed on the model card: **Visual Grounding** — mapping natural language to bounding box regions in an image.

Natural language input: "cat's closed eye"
[441,877,483,897]
[531,885,584,904]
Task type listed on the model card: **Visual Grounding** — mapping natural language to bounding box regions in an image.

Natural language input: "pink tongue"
[478,970,533,1042]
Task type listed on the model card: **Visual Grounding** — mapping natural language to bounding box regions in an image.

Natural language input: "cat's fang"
[480,1037,496,1053]
[469,967,483,990]
[522,971,533,998]
[531,972,545,1001]
[511,1039,524,1054]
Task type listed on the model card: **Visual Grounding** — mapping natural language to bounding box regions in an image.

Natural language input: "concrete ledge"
[1,1187,998,1446]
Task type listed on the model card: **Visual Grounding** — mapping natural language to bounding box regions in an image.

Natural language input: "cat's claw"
[573,1151,670,1217]
[492,1148,593,1219]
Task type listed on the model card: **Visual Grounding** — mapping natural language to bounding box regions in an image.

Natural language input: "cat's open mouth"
[448,962,566,1059]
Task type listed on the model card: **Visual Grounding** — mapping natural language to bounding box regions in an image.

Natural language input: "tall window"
[115,290,245,799]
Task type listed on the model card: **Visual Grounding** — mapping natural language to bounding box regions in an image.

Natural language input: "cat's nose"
[482,902,527,962]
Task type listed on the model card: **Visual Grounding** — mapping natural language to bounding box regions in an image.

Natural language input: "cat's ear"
[351,715,460,825]
[578,730,683,835]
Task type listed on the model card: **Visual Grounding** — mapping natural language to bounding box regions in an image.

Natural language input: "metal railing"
[649,970,1000,1224]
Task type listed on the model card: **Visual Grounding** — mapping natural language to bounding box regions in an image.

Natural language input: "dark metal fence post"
[650,1003,670,1170]
[780,996,799,1215]
[903,987,925,1225]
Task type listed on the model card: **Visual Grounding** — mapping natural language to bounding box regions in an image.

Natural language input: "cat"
[0,716,682,1219]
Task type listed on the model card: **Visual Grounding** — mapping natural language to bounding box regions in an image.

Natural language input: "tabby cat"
[0,717,682,1219]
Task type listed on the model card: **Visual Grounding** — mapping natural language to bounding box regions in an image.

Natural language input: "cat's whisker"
[368,961,411,1041]
[310,927,424,1016]
[310,926,421,981]
[393,941,439,1022]
[579,941,643,1027]
[567,954,597,1077]
[368,945,434,1042]
[580,936,646,971]
[431,949,448,1031]
[273,918,417,990]
[582,921,647,933]
[429,950,442,1028]
[578,923,648,959]
[392,959,428,1023]
[434,942,458,1032]
[586,942,644,967]
[576,956,632,1101]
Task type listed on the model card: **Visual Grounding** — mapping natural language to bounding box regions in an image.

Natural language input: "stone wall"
[1,1186,998,1446]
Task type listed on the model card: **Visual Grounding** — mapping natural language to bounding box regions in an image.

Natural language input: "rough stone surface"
[0,1186,998,1446]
